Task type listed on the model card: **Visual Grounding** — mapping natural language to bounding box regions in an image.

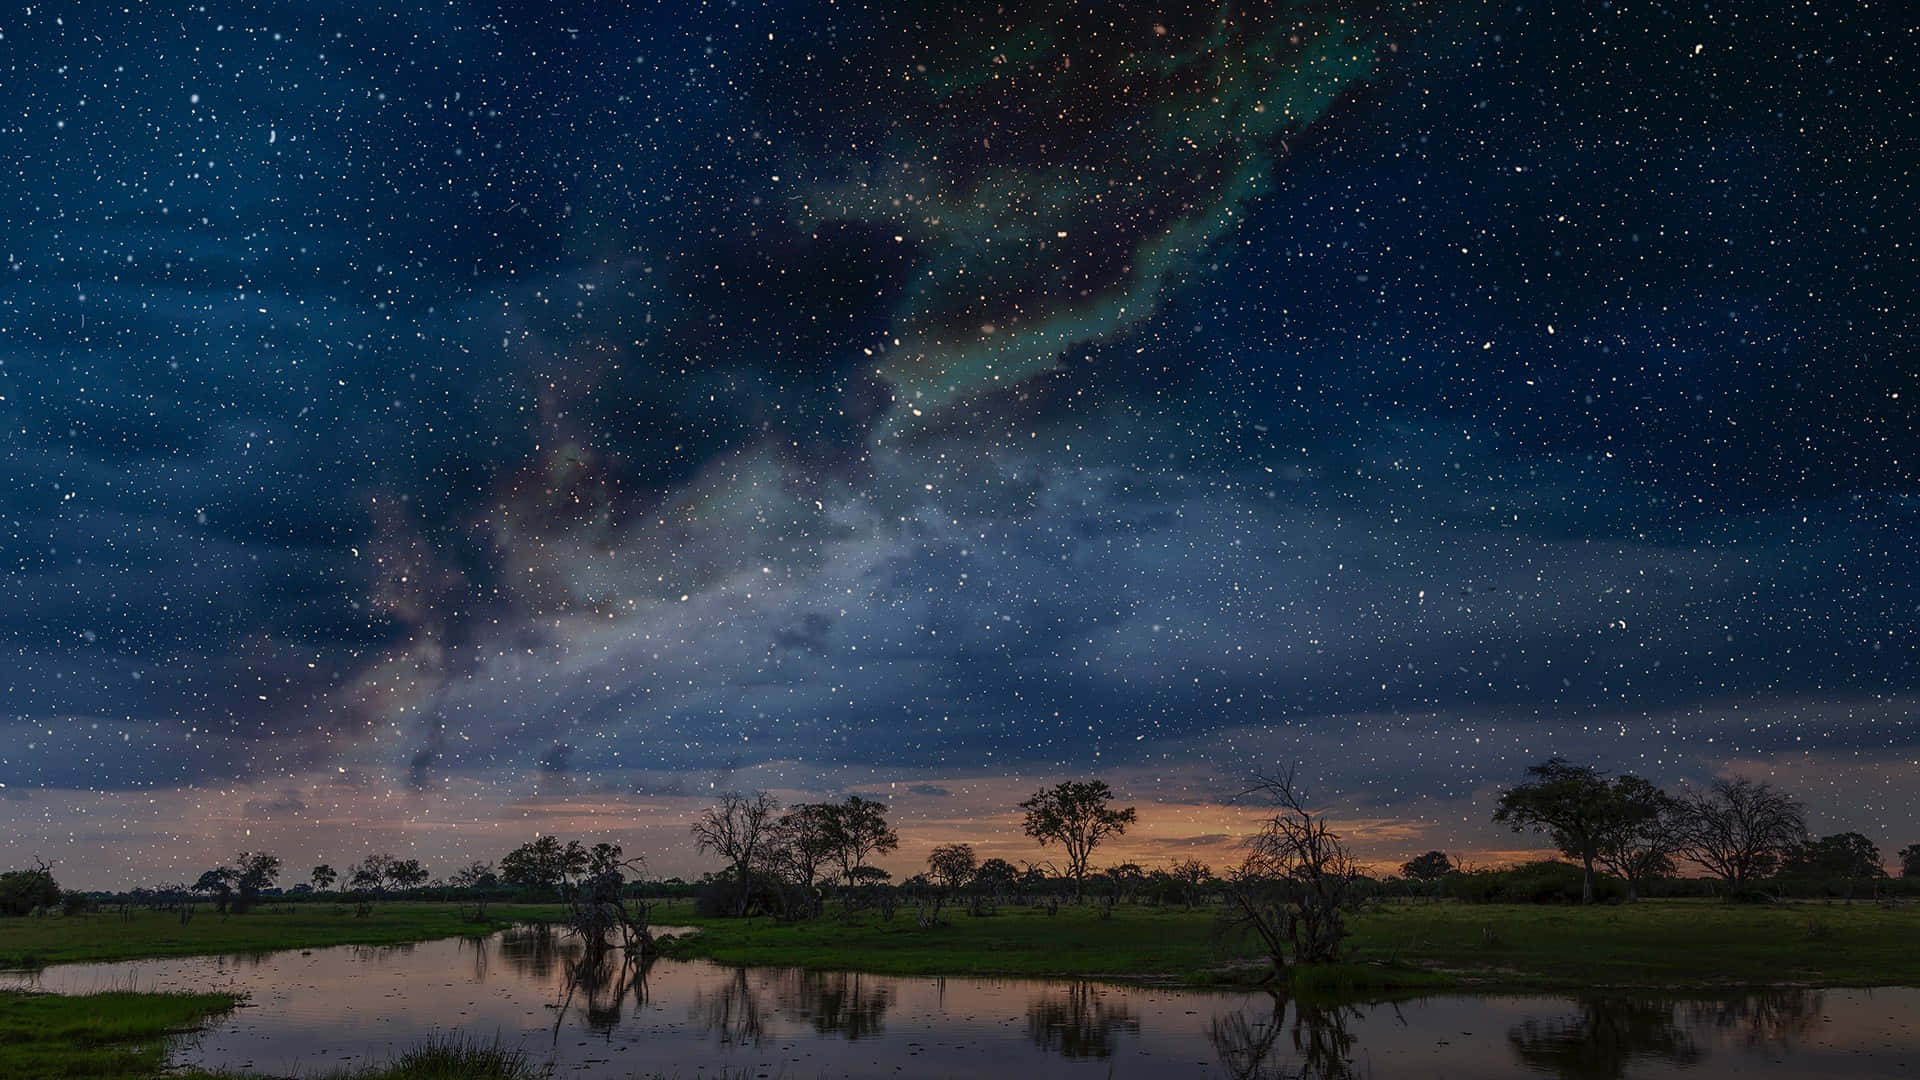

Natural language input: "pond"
[3,926,1916,1078]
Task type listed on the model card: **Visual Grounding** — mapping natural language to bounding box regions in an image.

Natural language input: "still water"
[3,926,1915,1078]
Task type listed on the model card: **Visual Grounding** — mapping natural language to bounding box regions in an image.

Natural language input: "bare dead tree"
[1222,766,1360,981]
[692,791,780,916]
[1672,777,1808,898]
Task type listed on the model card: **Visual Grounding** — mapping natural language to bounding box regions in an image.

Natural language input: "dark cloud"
[0,0,1911,885]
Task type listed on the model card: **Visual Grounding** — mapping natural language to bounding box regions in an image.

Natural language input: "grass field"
[1344,898,1920,989]
[4,897,1915,991]
[662,897,1920,991]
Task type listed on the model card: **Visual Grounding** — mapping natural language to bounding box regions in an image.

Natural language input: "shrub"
[0,866,61,916]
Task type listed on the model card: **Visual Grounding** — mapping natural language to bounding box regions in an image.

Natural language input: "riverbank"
[3,898,1915,1078]
[3,896,1914,991]
[1346,898,1920,989]
[0,989,237,1079]
[0,902,566,970]
[661,896,1920,991]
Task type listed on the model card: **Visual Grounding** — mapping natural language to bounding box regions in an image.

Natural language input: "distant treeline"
[5,766,1917,919]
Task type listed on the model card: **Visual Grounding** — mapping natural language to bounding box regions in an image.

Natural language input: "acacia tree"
[0,859,61,916]
[310,864,338,893]
[500,836,590,897]
[1493,759,1621,905]
[1400,851,1453,883]
[1592,776,1683,903]
[1673,776,1808,897]
[348,852,427,899]
[1019,781,1137,902]
[691,791,780,916]
[768,803,839,891]
[927,844,978,891]
[1782,833,1885,900]
[1168,857,1212,910]
[386,857,429,893]
[1901,844,1920,879]
[824,795,899,888]
[192,868,237,913]
[448,861,497,891]
[974,857,1019,898]
[231,851,282,912]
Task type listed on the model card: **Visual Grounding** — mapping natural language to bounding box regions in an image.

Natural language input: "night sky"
[3,1,1914,888]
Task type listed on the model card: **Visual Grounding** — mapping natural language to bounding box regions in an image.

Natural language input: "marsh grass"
[292,1034,546,1080]
[0,988,236,1079]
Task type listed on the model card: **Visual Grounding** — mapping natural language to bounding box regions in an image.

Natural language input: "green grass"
[662,901,1259,981]
[1,992,548,1080]
[1343,897,1920,989]
[0,902,566,970]
[4,899,1915,1079]
[664,897,1920,991]
[0,989,236,1079]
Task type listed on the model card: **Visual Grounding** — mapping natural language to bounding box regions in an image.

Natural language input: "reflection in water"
[499,924,566,980]
[1209,993,1362,1080]
[459,932,492,983]
[693,967,895,1045]
[1025,981,1142,1059]
[1686,989,1824,1053]
[563,943,655,1033]
[1509,998,1701,1079]
[775,970,893,1039]
[1,934,1909,1080]
[345,942,419,965]
[695,966,767,1047]
[1508,991,1828,1079]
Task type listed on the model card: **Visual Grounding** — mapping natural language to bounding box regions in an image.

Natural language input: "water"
[3,926,1916,1078]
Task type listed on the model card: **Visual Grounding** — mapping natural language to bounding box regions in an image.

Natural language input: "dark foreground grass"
[0,989,236,1079]
[189,1034,549,1080]
[0,902,567,970]
[1,993,549,1080]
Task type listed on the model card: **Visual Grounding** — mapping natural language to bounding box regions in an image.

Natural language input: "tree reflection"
[1025,981,1141,1059]
[773,970,893,1039]
[1208,992,1361,1080]
[694,966,767,1047]
[561,944,655,1032]
[499,923,566,980]
[1507,998,1705,1079]
[460,932,492,983]
[1685,989,1822,1054]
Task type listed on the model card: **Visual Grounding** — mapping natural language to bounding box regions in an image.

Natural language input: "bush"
[59,890,95,916]
[0,867,61,916]
[1501,861,1624,904]
[693,872,794,918]
[1441,861,1625,905]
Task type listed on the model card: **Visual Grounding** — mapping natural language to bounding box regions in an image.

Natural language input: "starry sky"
[3,1,1914,888]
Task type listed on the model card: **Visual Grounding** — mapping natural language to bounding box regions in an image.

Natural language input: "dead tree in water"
[562,844,659,960]
[1222,766,1360,982]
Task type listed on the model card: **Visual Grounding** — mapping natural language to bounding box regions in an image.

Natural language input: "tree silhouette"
[1020,781,1137,902]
